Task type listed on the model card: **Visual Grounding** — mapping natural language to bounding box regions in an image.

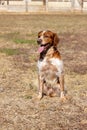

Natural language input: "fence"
[0,0,87,12]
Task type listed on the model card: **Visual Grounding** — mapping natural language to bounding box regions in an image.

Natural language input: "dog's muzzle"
[37,39,42,44]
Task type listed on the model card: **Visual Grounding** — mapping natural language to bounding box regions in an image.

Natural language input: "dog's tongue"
[38,46,44,53]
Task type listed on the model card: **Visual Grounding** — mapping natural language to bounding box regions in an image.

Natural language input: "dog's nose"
[37,39,42,44]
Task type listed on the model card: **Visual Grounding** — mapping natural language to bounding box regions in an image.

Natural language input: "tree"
[43,0,46,5]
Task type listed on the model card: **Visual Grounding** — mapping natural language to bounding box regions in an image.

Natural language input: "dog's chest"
[38,58,63,80]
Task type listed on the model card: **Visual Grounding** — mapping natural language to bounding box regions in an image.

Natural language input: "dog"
[37,30,66,100]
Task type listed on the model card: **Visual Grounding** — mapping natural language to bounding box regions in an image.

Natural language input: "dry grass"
[0,14,87,130]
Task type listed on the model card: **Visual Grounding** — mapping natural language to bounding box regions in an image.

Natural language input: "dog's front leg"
[59,74,66,100]
[38,74,44,100]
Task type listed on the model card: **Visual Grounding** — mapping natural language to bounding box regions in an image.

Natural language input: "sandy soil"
[0,14,87,130]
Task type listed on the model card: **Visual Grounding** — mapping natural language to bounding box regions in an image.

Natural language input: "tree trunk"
[81,0,83,8]
[7,0,9,5]
[43,0,46,5]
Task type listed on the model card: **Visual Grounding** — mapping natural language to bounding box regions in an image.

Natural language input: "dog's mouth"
[38,43,51,53]
[38,46,45,53]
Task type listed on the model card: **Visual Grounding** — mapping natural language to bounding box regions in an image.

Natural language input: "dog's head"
[37,30,59,53]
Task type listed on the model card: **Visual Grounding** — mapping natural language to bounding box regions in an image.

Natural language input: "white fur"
[37,59,47,72]
[40,31,46,44]
[50,58,63,75]
[40,31,46,39]
[42,31,46,34]
[38,58,63,76]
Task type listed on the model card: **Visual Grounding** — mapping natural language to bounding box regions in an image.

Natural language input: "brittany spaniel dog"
[37,30,66,100]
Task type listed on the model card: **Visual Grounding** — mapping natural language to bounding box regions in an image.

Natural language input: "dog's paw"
[37,94,42,100]
[60,96,67,102]
[60,91,67,102]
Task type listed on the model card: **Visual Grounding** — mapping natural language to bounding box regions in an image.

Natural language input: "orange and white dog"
[37,30,66,100]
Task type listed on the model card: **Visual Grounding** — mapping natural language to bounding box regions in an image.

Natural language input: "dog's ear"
[53,33,60,47]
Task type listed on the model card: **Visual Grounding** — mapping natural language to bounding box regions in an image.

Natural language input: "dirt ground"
[0,14,87,130]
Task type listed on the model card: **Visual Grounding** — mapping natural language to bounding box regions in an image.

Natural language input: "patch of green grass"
[25,95,32,99]
[0,32,20,39]
[14,38,36,45]
[26,33,37,37]
[0,48,19,56]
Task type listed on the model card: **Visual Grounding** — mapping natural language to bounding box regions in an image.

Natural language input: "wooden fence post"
[7,0,9,5]
[43,0,46,5]
[71,0,75,11]
[46,0,48,12]
[25,0,28,12]
[81,0,83,12]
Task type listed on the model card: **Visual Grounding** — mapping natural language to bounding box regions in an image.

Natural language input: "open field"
[0,14,87,130]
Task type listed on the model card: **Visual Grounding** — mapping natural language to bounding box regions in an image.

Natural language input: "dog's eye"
[44,36,49,38]
[38,35,40,38]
